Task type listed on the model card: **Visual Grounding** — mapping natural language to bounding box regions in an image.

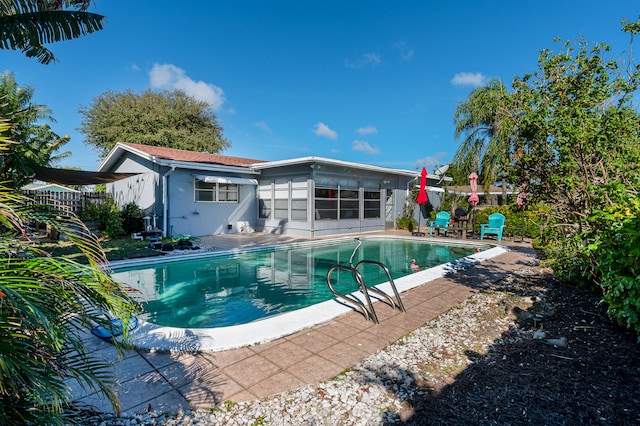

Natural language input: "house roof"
[99,143,448,183]
[22,182,80,193]
[118,142,265,167]
[252,156,430,180]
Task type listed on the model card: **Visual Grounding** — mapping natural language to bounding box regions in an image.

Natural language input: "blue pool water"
[112,237,483,328]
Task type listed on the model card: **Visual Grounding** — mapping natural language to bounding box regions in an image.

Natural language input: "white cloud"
[345,53,381,69]
[356,125,378,135]
[414,152,448,170]
[149,63,225,110]
[130,63,140,72]
[313,122,338,140]
[393,42,414,60]
[352,139,379,155]
[255,121,271,133]
[451,72,486,88]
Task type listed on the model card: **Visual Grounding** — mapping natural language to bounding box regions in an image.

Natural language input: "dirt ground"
[402,266,640,425]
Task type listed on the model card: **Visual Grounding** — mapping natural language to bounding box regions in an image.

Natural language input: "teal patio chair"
[429,211,450,236]
[480,213,506,241]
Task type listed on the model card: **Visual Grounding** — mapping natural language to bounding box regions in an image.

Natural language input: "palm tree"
[0,119,139,424]
[0,72,72,187]
[0,0,105,64]
[452,79,513,201]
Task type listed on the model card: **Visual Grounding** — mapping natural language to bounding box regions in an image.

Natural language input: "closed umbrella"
[468,172,479,206]
[517,187,527,242]
[414,168,428,235]
[468,172,479,237]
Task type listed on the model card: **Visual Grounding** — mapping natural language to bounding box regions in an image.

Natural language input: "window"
[258,183,272,218]
[273,180,289,219]
[339,189,359,219]
[195,180,238,202]
[314,187,338,220]
[291,179,308,221]
[364,190,381,218]
[218,183,238,202]
[195,181,216,202]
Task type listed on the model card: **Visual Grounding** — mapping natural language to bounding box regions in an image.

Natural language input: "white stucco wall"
[164,170,258,238]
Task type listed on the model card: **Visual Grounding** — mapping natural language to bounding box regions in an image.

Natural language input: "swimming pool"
[111,235,506,351]
[113,237,482,328]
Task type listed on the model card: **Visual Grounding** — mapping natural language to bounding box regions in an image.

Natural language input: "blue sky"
[3,1,638,172]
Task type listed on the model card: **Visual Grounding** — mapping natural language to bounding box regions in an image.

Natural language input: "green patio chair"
[480,213,506,241]
[429,211,450,236]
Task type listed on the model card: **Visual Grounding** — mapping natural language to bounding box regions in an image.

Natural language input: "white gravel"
[77,281,521,425]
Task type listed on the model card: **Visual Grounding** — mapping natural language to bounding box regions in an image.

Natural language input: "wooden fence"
[23,190,111,217]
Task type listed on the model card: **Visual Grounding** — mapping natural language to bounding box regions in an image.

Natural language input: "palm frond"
[0,0,105,64]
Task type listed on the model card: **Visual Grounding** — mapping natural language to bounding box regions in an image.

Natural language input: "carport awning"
[194,175,258,185]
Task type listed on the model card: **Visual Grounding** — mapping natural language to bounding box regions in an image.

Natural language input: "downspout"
[162,166,176,237]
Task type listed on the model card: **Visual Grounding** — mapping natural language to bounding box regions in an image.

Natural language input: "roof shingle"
[120,142,265,167]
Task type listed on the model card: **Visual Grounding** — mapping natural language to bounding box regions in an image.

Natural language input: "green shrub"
[396,215,417,231]
[121,202,144,234]
[81,199,124,238]
[588,198,640,341]
[468,204,543,239]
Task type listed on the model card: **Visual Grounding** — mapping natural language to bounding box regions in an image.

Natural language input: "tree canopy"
[78,89,231,158]
[0,0,105,64]
[451,19,640,338]
[452,78,511,197]
[0,72,70,187]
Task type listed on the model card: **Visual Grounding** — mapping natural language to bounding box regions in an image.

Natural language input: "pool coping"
[110,236,507,352]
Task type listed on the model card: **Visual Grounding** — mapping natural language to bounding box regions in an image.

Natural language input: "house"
[98,142,447,238]
[21,182,80,193]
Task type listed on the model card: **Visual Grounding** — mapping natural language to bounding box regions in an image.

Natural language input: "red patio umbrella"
[414,168,428,235]
[417,167,428,204]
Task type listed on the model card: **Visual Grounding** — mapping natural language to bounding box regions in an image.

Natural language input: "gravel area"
[68,261,640,425]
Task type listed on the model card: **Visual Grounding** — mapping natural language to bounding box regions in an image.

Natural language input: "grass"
[36,237,162,263]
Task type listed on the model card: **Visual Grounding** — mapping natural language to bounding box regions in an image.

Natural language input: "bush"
[81,199,124,238]
[588,198,640,341]
[396,215,417,231]
[121,202,144,234]
[466,204,543,239]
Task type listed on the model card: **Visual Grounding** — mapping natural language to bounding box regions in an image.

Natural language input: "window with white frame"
[195,180,239,202]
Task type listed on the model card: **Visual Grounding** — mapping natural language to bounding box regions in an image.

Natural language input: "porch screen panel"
[314,187,338,220]
[364,190,381,218]
[273,180,289,220]
[339,189,359,219]
[291,179,308,221]
[258,183,272,219]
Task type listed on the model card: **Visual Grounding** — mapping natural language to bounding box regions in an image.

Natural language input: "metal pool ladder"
[326,259,406,324]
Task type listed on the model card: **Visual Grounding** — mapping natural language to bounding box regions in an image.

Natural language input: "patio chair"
[429,211,451,236]
[480,213,506,241]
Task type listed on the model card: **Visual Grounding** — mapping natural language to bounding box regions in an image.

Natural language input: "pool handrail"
[326,264,380,323]
[354,259,406,313]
